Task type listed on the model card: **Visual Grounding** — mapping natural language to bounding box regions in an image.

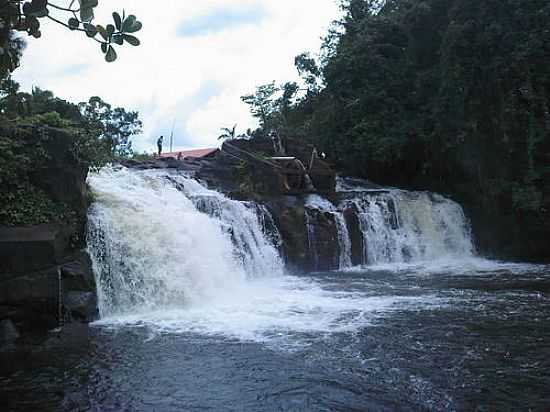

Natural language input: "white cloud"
[14,0,339,152]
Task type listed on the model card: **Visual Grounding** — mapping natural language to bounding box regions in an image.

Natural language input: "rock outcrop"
[0,229,97,341]
[121,138,342,272]
[0,126,97,351]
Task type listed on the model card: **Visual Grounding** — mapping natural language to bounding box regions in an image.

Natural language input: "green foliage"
[0,79,143,225]
[218,124,237,141]
[0,0,142,78]
[240,81,300,148]
[32,111,68,127]
[78,96,143,158]
[0,127,72,226]
[244,0,550,223]
[294,53,321,91]
[0,181,72,226]
[132,151,155,161]
[241,82,279,128]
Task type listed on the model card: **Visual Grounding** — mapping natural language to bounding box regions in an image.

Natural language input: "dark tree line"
[0,78,142,224]
[242,0,550,258]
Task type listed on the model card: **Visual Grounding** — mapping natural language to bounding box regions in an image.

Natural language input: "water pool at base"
[2,260,549,412]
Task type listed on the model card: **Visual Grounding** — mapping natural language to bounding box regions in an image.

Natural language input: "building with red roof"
[159,148,219,160]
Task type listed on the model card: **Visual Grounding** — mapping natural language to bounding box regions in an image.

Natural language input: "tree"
[79,96,142,157]
[241,82,278,129]
[218,124,237,141]
[294,53,321,92]
[0,0,142,79]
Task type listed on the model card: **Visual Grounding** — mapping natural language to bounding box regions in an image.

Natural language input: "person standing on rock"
[157,136,164,156]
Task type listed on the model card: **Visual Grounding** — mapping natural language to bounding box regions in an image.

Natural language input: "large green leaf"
[122,34,140,46]
[112,34,123,45]
[83,23,97,38]
[79,0,98,8]
[125,21,142,33]
[105,46,117,63]
[96,25,108,41]
[68,17,80,30]
[113,12,122,31]
[121,15,136,32]
[23,0,48,18]
[80,7,94,22]
[79,0,98,22]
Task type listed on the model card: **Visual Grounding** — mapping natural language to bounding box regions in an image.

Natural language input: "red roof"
[160,148,218,160]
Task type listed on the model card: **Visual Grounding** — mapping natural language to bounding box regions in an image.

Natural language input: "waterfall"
[338,180,475,265]
[304,209,319,270]
[305,195,352,270]
[334,213,352,269]
[87,167,284,317]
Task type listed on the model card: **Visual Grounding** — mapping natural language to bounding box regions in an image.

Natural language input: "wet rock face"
[0,220,98,332]
[121,142,344,272]
[263,197,342,272]
[0,126,99,347]
[65,292,97,322]
[343,204,364,267]
[0,251,97,338]
[305,209,340,272]
[0,224,77,278]
[265,197,309,271]
[61,252,96,294]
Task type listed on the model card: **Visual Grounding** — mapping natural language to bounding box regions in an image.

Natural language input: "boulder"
[264,197,309,271]
[0,250,97,338]
[64,291,98,322]
[0,267,58,305]
[0,224,76,279]
[304,208,340,271]
[61,252,95,292]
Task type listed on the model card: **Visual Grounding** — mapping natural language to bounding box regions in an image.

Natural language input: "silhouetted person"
[157,136,164,156]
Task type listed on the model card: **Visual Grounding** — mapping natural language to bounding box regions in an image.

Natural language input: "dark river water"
[2,259,550,411]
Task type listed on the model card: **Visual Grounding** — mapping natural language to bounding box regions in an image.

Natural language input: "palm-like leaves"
[218,124,237,140]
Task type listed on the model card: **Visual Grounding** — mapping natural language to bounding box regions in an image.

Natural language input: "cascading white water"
[87,167,284,317]
[340,189,475,265]
[167,175,284,279]
[86,167,431,344]
[334,213,352,269]
[304,210,319,270]
[305,195,352,270]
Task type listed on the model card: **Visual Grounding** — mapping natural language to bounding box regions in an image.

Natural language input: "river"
[2,168,548,411]
[2,259,549,411]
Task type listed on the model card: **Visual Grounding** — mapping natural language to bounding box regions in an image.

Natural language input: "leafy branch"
[0,0,142,63]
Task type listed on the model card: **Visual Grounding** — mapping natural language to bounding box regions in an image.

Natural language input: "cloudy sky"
[14,0,340,152]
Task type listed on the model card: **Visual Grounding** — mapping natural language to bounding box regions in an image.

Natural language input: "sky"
[14,0,340,152]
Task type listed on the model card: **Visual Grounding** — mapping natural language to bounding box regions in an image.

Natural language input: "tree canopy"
[241,0,550,257]
[0,78,142,224]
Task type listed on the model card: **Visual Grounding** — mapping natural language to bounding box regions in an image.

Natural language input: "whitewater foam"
[87,167,439,346]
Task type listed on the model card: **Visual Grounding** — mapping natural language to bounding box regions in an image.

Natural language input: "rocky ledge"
[0,126,97,357]
[122,138,350,272]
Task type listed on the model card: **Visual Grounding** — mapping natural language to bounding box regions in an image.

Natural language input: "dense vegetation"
[242,0,550,259]
[0,1,143,226]
[0,78,142,225]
